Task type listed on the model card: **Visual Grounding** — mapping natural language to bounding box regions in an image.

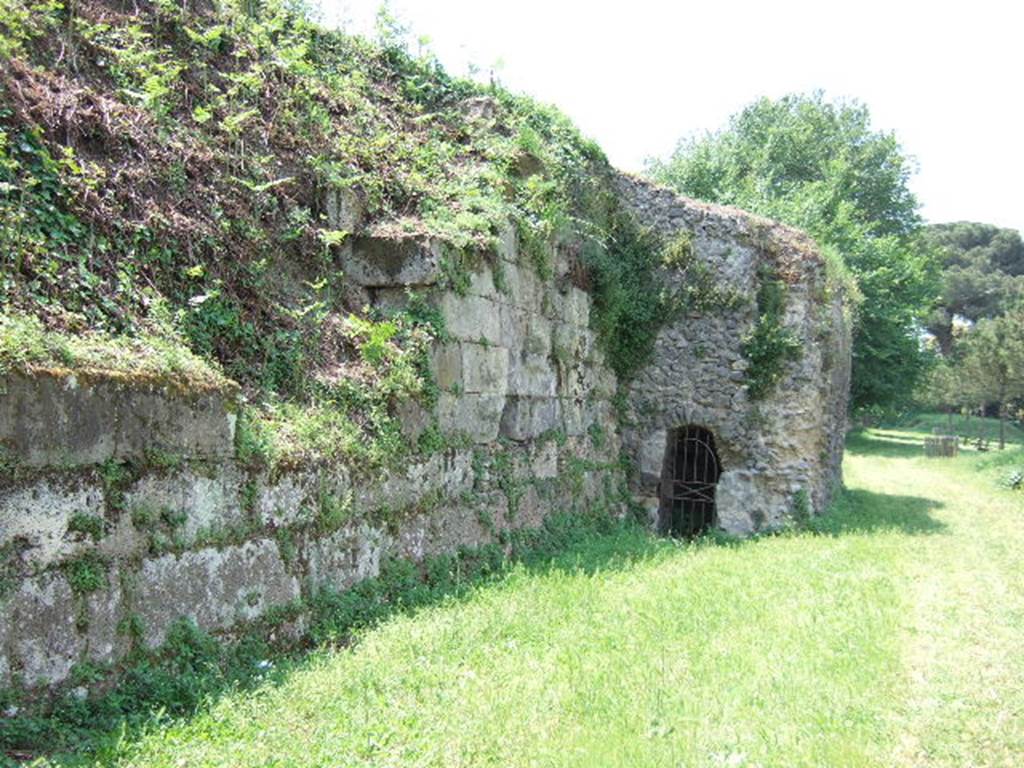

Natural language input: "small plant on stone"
[67,512,107,542]
[64,553,108,595]
[788,489,812,528]
[317,489,353,533]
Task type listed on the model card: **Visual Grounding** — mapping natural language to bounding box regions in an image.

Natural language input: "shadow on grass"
[807,487,946,537]
[844,429,926,459]
[3,515,669,767]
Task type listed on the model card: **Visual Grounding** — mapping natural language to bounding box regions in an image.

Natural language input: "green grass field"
[44,419,1024,767]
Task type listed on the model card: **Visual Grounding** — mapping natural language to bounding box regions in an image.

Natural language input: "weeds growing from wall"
[586,218,740,380]
[742,265,802,399]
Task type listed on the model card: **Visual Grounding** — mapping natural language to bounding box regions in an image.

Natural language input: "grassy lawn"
[43,420,1024,767]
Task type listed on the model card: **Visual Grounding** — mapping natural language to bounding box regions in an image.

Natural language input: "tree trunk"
[1000,403,1007,450]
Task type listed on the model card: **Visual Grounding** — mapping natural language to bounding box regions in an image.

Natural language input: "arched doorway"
[659,426,721,537]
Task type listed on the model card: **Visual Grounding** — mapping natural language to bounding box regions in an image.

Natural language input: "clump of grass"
[67,512,107,542]
[0,314,233,392]
[63,552,108,595]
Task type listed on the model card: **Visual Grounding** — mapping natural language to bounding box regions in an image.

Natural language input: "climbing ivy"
[586,218,739,380]
[742,265,802,399]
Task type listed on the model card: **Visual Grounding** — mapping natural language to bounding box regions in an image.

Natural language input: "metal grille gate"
[660,426,721,537]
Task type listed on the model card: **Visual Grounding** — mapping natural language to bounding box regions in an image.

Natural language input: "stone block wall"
[0,224,624,691]
[0,178,852,692]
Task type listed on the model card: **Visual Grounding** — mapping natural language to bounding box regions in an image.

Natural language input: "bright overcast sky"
[317,1,1023,234]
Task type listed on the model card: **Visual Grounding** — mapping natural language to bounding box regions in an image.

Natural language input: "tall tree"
[919,222,1024,354]
[647,92,938,414]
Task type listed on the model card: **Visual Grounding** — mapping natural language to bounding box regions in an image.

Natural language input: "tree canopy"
[647,92,937,414]
[919,222,1024,353]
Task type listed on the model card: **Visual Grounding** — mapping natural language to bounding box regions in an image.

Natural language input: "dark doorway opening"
[659,426,721,537]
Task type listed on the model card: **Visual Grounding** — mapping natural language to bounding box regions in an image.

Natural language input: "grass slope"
[22,419,1022,767]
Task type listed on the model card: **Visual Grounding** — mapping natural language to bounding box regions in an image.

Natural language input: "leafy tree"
[916,356,967,431]
[960,309,1024,449]
[919,222,1024,353]
[647,92,938,414]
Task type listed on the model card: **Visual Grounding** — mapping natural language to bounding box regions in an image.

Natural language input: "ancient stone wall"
[0,177,852,692]
[615,174,851,533]
[0,227,623,690]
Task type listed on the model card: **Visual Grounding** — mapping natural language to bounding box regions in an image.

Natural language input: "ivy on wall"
[742,265,802,399]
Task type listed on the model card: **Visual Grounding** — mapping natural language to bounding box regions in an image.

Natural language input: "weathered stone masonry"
[0,174,850,690]
[616,174,851,533]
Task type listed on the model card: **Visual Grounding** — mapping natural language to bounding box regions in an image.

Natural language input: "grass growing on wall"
[0,0,611,394]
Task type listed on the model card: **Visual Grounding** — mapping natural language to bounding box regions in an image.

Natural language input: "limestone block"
[134,540,300,648]
[391,514,430,562]
[430,343,463,391]
[531,441,559,480]
[372,287,412,313]
[553,321,586,362]
[0,371,237,468]
[9,572,82,687]
[440,449,476,497]
[423,505,489,557]
[304,521,385,591]
[354,454,444,514]
[396,399,433,442]
[83,565,128,665]
[0,475,105,569]
[97,512,148,561]
[437,394,505,444]
[559,396,586,438]
[495,221,518,262]
[120,387,236,462]
[324,186,363,232]
[124,466,246,545]
[342,236,443,287]
[524,315,553,357]
[510,485,543,529]
[439,294,502,345]
[461,343,509,395]
[508,355,556,398]
[503,262,542,309]
[467,264,499,299]
[499,304,529,349]
[564,287,591,328]
[256,469,321,528]
[499,397,561,442]
[638,430,667,488]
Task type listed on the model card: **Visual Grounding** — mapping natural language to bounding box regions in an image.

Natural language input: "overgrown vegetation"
[587,223,738,378]
[741,265,802,398]
[0,314,230,391]
[0,0,693,465]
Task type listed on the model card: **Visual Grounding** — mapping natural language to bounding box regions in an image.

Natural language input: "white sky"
[317,0,1023,234]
